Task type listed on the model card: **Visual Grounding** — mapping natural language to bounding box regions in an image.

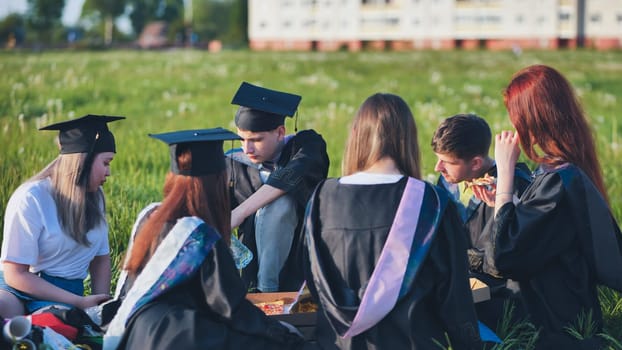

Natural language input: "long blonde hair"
[31,153,105,245]
[342,93,421,178]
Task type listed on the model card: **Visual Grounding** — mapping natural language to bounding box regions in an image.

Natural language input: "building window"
[362,0,392,4]
[559,12,570,21]
[617,14,622,24]
[590,13,602,23]
[361,16,400,26]
[303,19,317,28]
[516,14,524,24]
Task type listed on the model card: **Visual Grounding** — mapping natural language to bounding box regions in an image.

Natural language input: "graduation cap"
[231,82,302,132]
[39,114,125,186]
[40,114,125,154]
[149,127,241,176]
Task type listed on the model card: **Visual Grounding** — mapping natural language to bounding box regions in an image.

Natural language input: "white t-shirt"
[1,178,110,280]
[339,172,404,185]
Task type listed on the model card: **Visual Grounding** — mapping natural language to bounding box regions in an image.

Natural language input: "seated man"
[431,113,531,328]
[227,82,330,292]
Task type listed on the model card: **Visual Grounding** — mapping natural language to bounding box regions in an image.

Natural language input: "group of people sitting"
[1,64,621,350]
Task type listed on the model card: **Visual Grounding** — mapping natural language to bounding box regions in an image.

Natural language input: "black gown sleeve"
[492,172,575,280]
[266,130,330,206]
[432,200,483,349]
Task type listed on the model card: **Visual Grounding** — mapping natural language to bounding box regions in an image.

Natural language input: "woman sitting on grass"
[492,64,622,348]
[103,128,302,350]
[303,93,482,349]
[0,115,123,318]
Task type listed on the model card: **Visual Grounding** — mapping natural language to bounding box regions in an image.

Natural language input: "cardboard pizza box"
[470,277,491,303]
[247,279,490,340]
[246,291,317,340]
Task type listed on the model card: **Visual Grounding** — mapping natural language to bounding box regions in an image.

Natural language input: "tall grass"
[1,49,621,343]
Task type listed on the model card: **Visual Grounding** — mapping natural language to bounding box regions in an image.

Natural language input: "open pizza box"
[247,278,490,340]
[246,282,317,340]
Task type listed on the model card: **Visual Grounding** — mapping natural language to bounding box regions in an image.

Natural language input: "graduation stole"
[308,177,443,338]
[557,164,622,291]
[103,216,221,350]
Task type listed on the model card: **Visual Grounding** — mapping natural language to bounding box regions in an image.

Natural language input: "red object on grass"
[30,313,78,340]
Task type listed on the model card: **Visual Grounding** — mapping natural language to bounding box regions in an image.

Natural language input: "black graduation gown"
[304,177,482,350]
[462,163,531,276]
[228,129,330,291]
[116,239,304,350]
[439,163,531,328]
[492,164,622,349]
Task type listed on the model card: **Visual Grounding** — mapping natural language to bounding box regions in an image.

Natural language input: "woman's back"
[305,176,481,350]
[493,164,622,348]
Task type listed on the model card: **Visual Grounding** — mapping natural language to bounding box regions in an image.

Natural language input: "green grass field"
[1,49,621,347]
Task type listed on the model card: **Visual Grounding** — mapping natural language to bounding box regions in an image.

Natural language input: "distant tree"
[128,0,184,40]
[226,0,247,46]
[26,0,65,44]
[84,0,126,45]
[191,0,226,43]
[0,13,26,48]
[191,0,247,46]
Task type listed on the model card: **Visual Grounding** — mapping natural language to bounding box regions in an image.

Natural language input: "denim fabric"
[0,270,83,313]
[254,194,298,292]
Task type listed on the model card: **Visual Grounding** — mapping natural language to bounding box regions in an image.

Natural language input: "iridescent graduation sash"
[103,216,220,350]
[306,177,441,337]
[340,177,430,337]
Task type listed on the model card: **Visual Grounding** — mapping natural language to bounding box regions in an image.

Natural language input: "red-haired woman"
[103,128,302,350]
[493,65,622,348]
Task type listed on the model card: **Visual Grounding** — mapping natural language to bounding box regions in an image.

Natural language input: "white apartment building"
[248,0,622,51]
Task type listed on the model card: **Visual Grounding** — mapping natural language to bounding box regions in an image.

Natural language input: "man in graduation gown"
[227,82,330,292]
[431,114,531,328]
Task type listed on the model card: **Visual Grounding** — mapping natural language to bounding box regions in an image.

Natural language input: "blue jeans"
[254,194,298,292]
[0,270,84,313]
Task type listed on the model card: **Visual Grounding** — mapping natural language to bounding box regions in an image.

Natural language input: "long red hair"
[503,64,608,203]
[124,147,231,275]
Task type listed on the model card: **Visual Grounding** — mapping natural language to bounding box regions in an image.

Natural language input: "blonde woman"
[303,94,482,349]
[0,115,123,318]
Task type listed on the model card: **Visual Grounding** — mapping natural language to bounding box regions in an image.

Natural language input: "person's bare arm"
[89,254,111,296]
[2,261,110,309]
[494,131,521,216]
[231,184,286,229]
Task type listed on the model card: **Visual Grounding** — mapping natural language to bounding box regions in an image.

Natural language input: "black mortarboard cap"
[149,127,241,176]
[40,114,125,154]
[231,82,302,132]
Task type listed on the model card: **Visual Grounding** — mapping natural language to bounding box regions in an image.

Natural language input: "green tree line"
[0,0,247,48]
